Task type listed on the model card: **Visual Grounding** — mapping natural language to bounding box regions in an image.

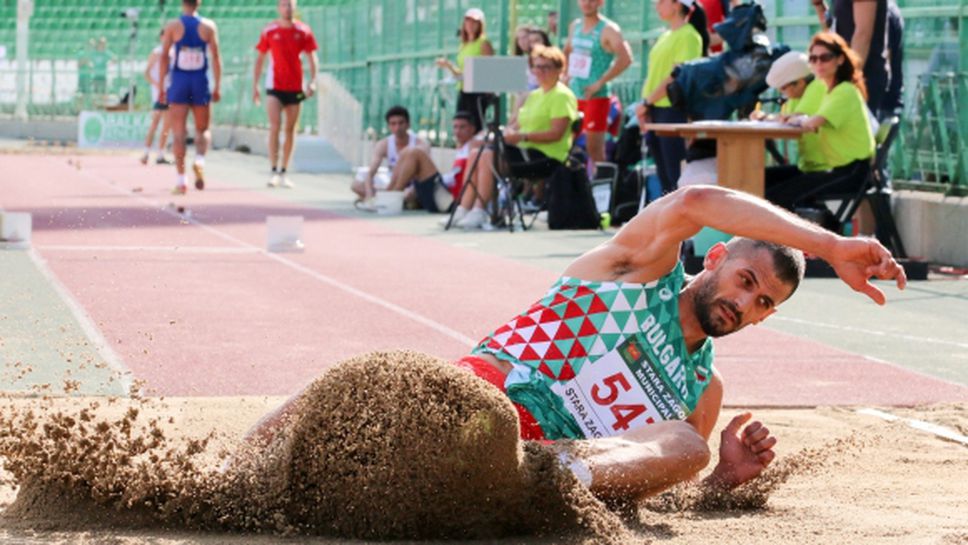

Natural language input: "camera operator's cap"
[766,51,812,89]
[464,8,485,22]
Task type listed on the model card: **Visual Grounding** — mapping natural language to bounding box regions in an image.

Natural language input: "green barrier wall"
[0,0,964,191]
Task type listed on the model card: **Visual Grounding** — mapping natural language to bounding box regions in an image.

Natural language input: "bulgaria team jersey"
[472,262,715,440]
[255,21,318,92]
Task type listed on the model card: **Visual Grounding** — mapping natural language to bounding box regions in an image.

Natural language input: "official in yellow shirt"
[765,32,875,214]
[635,0,705,194]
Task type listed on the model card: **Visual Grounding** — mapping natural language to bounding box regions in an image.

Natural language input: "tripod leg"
[445,132,493,230]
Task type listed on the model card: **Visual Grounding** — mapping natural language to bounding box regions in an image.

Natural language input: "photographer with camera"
[450,45,578,230]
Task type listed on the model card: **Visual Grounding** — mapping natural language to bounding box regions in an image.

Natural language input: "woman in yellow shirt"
[766,32,876,213]
[635,0,707,194]
[450,45,579,229]
[436,8,494,133]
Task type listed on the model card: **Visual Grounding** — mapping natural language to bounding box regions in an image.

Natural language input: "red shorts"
[452,356,546,441]
[578,97,610,133]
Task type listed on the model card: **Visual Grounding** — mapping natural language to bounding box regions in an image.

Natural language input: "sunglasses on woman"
[808,52,838,64]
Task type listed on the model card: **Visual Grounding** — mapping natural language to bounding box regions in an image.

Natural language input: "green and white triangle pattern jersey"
[568,17,615,99]
[473,262,714,439]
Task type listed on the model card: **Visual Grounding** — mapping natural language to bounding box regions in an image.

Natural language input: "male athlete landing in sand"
[158,0,221,195]
[249,185,906,504]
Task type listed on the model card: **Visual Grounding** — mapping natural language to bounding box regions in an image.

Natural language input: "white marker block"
[1,212,32,247]
[266,215,305,253]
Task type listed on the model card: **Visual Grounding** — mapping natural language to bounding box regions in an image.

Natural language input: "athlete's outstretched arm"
[567,187,906,303]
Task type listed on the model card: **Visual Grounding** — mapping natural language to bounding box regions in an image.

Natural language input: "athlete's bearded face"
[692,249,793,338]
[278,0,295,21]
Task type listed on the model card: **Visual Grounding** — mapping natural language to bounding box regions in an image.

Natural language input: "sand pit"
[1,352,967,544]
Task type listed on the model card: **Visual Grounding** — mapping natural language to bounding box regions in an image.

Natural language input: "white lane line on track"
[27,247,133,395]
[771,316,968,351]
[38,245,262,254]
[856,408,968,447]
[69,167,478,348]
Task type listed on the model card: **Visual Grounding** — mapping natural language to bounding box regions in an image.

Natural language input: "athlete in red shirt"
[253,0,319,188]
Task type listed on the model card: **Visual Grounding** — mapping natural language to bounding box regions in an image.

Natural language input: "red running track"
[3,153,965,406]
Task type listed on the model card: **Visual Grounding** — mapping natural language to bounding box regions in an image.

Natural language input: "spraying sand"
[2,353,967,544]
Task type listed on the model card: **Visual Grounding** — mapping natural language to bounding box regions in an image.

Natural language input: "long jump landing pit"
[1,149,967,544]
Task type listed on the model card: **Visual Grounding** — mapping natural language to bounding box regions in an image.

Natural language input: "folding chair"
[806,116,906,257]
[515,115,586,230]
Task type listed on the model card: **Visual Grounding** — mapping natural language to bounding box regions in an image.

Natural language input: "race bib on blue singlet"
[176,47,205,71]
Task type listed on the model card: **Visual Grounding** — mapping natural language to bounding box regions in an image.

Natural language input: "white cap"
[464,8,485,22]
[766,51,812,89]
[678,0,695,7]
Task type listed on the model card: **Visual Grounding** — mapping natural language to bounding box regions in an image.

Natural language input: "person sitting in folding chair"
[765,32,875,214]
[450,45,579,230]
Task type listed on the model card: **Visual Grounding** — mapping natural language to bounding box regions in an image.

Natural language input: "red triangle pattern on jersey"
[563,301,584,319]
[529,326,551,343]
[520,345,542,361]
[539,308,560,323]
[493,323,512,336]
[567,341,587,359]
[544,343,566,361]
[553,323,575,341]
[577,318,598,337]
[573,285,595,299]
[587,295,609,315]
[505,332,527,346]
[557,362,576,380]
[549,293,569,307]
[537,362,556,378]
[516,315,537,329]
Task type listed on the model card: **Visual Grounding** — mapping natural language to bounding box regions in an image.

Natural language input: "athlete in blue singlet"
[158,0,221,195]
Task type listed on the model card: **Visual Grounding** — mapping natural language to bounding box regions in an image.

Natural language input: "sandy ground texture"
[0,358,966,545]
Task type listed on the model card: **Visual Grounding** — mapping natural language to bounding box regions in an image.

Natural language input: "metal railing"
[0,0,964,190]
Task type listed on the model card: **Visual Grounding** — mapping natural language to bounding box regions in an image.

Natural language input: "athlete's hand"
[827,236,907,305]
[305,81,316,98]
[212,87,221,103]
[706,412,776,490]
[583,81,603,100]
[158,88,167,105]
[252,87,261,105]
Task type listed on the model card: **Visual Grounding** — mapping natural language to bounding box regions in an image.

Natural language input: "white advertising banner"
[78,110,150,149]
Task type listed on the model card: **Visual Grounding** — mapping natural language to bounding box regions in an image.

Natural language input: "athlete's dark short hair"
[183,0,199,7]
[385,105,410,124]
[725,237,806,295]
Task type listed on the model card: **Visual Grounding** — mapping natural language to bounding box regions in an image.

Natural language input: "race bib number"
[549,335,688,438]
[568,51,592,80]
[176,47,205,71]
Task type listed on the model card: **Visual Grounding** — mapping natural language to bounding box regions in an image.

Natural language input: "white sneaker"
[280,175,294,189]
[439,206,468,227]
[456,207,488,229]
[268,174,281,188]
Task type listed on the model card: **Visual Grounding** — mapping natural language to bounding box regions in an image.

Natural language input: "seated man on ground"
[450,44,579,229]
[351,105,430,209]
[380,111,482,213]
[246,185,906,506]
